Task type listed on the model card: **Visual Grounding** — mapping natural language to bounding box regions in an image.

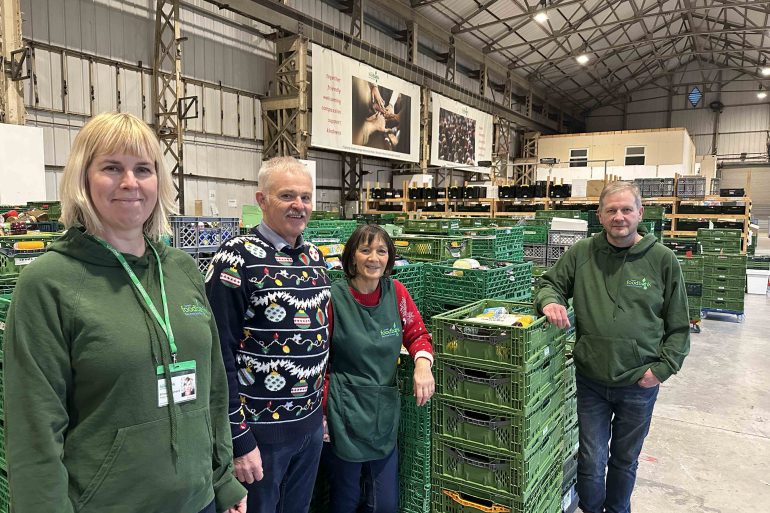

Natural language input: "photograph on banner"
[430,92,493,171]
[311,47,420,162]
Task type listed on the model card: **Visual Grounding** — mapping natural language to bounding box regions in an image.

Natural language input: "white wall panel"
[119,68,143,118]
[222,91,239,137]
[93,62,117,113]
[720,105,769,135]
[203,86,222,134]
[33,48,62,110]
[239,96,255,139]
[65,55,90,115]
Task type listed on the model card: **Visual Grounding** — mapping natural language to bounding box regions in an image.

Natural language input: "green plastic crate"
[703,275,744,289]
[404,218,461,235]
[432,464,562,513]
[703,265,745,279]
[433,433,563,503]
[461,226,524,260]
[704,253,747,267]
[700,240,742,253]
[697,228,742,240]
[435,348,565,413]
[643,204,666,220]
[701,298,744,312]
[435,387,564,460]
[425,259,532,303]
[677,256,704,269]
[521,223,548,244]
[534,210,582,221]
[563,421,579,460]
[392,235,472,262]
[433,300,568,369]
[688,305,702,321]
[702,287,744,302]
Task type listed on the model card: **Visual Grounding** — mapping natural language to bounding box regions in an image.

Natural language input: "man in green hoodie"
[535,181,690,513]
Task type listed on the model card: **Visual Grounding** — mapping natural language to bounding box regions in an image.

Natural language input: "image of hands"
[351,76,411,154]
[438,108,477,165]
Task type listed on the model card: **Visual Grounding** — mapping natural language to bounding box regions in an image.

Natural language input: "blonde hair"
[59,112,177,240]
[257,156,312,195]
[598,181,642,210]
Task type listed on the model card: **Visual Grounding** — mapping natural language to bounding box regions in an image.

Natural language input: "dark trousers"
[242,423,324,513]
[197,501,215,513]
[325,445,398,513]
[576,373,659,513]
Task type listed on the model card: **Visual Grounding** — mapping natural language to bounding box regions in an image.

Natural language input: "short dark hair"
[341,224,396,280]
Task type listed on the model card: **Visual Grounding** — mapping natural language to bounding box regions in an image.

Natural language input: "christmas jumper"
[205,226,330,456]
[4,227,245,513]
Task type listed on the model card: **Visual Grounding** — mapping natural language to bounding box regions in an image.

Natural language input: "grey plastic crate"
[547,230,587,246]
[171,216,240,250]
[676,177,706,199]
[524,243,547,263]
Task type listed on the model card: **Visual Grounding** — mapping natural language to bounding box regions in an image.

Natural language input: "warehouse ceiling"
[411,0,770,114]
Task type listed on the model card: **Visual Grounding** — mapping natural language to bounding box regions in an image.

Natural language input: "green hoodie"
[4,227,245,513]
[535,229,690,386]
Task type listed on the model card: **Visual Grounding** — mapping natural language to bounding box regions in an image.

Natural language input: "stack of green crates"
[1,292,10,512]
[422,260,532,325]
[396,352,432,513]
[702,253,747,314]
[697,228,742,254]
[678,255,704,322]
[562,357,578,513]
[459,226,524,261]
[431,300,567,513]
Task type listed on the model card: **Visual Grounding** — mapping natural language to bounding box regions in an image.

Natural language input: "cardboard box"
[587,180,606,197]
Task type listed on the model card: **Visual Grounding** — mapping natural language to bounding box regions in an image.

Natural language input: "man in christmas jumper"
[206,156,330,513]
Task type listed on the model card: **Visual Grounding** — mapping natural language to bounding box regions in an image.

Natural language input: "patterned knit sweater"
[205,229,330,456]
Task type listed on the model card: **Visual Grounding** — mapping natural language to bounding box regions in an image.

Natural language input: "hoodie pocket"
[75,409,214,512]
[573,334,643,384]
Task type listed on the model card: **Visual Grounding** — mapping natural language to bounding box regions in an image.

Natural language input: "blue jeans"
[243,423,324,513]
[325,445,398,513]
[576,373,659,513]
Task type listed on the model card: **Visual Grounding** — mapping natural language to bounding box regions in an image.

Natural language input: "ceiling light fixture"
[534,11,549,23]
[761,67,770,76]
[576,54,590,65]
[758,86,767,99]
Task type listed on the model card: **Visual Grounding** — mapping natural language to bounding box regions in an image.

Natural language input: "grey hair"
[598,181,642,210]
[257,156,312,195]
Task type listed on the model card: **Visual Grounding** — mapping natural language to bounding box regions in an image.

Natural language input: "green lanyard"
[95,237,178,362]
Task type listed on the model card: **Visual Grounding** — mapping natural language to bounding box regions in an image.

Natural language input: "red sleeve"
[393,279,433,359]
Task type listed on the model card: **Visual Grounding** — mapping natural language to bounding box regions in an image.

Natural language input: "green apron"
[328,278,403,462]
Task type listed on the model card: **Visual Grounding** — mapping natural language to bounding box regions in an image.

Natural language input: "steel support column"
[341,153,363,203]
[513,131,539,185]
[153,0,185,212]
[406,21,418,64]
[420,86,430,170]
[479,62,487,97]
[0,0,25,124]
[261,35,309,159]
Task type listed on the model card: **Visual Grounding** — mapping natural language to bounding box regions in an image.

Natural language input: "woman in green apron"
[325,224,434,513]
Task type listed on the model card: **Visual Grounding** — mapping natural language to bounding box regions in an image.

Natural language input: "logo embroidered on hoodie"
[181,302,209,316]
[626,277,651,290]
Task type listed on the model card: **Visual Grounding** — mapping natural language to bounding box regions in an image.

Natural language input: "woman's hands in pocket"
[413,358,435,407]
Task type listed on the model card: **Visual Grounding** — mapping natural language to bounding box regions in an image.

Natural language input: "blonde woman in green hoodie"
[4,112,247,513]
[536,181,690,513]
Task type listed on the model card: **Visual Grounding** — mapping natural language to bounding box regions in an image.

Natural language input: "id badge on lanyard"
[95,236,197,407]
[157,360,197,406]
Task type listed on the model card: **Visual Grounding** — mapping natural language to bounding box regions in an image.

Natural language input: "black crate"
[720,188,744,197]
[712,221,744,230]
[549,184,572,199]
[677,205,719,215]
[515,185,535,199]
[464,186,487,199]
[449,186,465,199]
[676,220,709,232]
[685,282,703,296]
[720,205,746,215]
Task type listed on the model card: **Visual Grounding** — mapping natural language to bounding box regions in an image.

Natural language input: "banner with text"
[430,92,493,171]
[311,47,420,162]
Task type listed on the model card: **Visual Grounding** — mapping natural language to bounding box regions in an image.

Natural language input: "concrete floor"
[630,231,770,512]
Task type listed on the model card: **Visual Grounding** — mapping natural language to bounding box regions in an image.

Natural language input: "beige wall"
[537,128,695,171]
